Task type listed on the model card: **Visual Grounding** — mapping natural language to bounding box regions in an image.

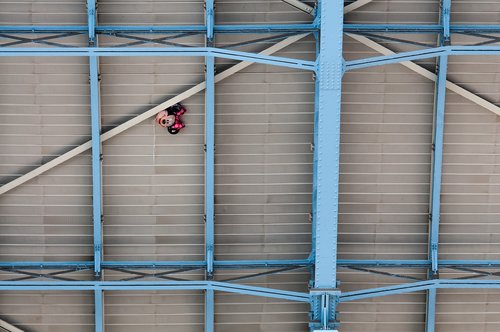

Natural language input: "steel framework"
[1,0,500,331]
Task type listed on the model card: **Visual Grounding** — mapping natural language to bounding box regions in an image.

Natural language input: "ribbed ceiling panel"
[105,291,204,332]
[99,56,206,262]
[0,0,86,26]
[0,291,93,332]
[0,57,93,262]
[98,0,204,26]
[339,39,433,261]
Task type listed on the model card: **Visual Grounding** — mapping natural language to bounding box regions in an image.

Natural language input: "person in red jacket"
[155,103,187,134]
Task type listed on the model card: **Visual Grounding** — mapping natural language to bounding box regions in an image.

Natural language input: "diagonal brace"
[0,34,309,195]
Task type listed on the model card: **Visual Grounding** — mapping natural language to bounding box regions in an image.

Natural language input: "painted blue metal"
[95,288,104,332]
[313,0,343,289]
[310,0,343,328]
[0,24,316,35]
[0,41,484,72]
[205,289,214,332]
[338,260,430,267]
[441,0,452,45]
[0,47,316,71]
[10,259,500,270]
[89,56,102,276]
[345,24,500,33]
[426,1,451,329]
[6,24,500,34]
[87,0,96,45]
[205,0,215,282]
[309,30,320,264]
[429,0,451,284]
[206,0,215,43]
[346,45,500,71]
[341,279,500,302]
[426,288,437,332]
[344,24,443,33]
[204,2,216,330]
[0,281,311,302]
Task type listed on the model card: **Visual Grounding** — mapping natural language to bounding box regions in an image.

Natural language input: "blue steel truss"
[1,0,500,331]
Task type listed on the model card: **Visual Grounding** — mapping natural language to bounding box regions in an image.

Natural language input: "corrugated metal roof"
[1,0,500,331]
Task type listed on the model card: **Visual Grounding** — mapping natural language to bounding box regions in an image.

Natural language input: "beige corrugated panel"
[436,289,500,332]
[344,0,438,25]
[451,1,500,25]
[440,55,500,261]
[99,0,204,26]
[0,57,93,261]
[215,0,312,25]
[215,270,310,332]
[338,269,427,332]
[214,36,314,261]
[340,38,434,261]
[0,291,93,332]
[105,291,204,332]
[0,0,86,26]
[99,56,206,261]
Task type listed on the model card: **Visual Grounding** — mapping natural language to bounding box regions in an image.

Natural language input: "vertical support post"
[205,2,215,332]
[204,0,215,281]
[429,54,448,276]
[205,0,214,44]
[88,0,102,277]
[95,288,104,332]
[90,55,102,277]
[309,30,320,264]
[205,54,215,280]
[426,2,450,332]
[425,288,437,332]
[205,289,214,332]
[87,0,96,46]
[311,0,343,330]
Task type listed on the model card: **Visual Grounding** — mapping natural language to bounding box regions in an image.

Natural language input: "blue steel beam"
[88,1,102,277]
[311,0,344,329]
[426,288,437,332]
[0,259,312,270]
[3,279,500,302]
[95,288,104,332]
[90,57,102,277]
[205,2,215,332]
[87,0,96,45]
[0,24,317,34]
[205,289,214,332]
[0,281,311,302]
[313,0,343,289]
[204,0,215,281]
[10,259,500,270]
[205,0,214,43]
[341,279,500,302]
[426,2,451,330]
[0,47,315,71]
[345,45,500,71]
[6,24,500,34]
[5,45,500,72]
[87,5,103,331]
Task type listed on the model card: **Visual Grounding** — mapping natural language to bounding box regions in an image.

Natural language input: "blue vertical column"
[95,288,104,332]
[88,0,102,277]
[311,0,344,330]
[426,1,451,332]
[88,1,103,330]
[90,55,102,277]
[205,1,215,332]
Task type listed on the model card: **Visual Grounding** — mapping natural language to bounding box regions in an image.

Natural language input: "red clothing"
[166,103,186,135]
